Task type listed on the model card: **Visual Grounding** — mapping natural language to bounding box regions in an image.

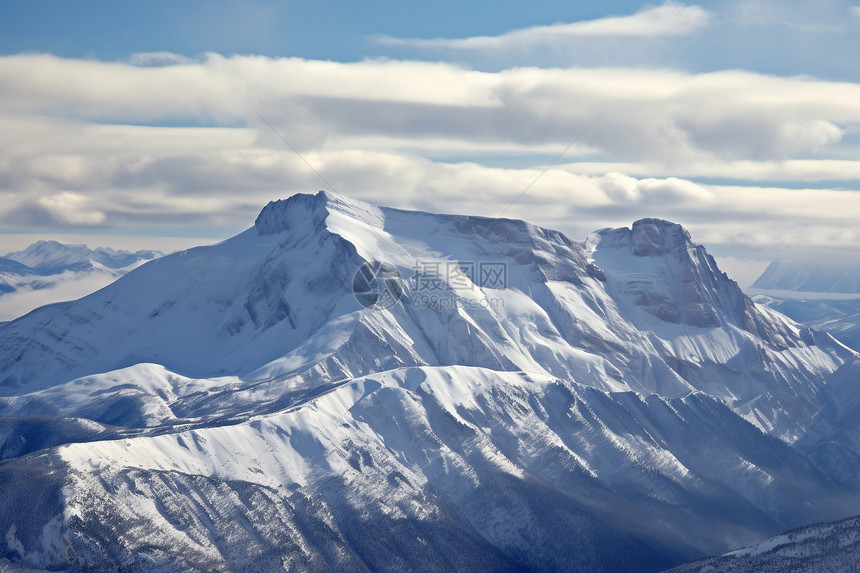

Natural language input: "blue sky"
[1,0,860,282]
[3,0,858,79]
[0,1,656,61]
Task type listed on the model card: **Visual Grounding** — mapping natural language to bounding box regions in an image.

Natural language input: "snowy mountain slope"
[586,220,855,444]
[666,514,860,572]
[755,294,860,353]
[792,358,860,485]
[1,194,852,441]
[752,259,860,293]
[749,296,860,480]
[1,191,859,572]
[0,241,161,322]
[1,367,851,572]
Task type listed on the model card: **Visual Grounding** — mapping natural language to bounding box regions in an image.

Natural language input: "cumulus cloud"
[376,2,712,50]
[596,173,713,205]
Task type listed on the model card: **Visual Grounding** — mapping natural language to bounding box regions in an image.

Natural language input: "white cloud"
[1,52,860,259]
[36,192,105,225]
[557,158,860,182]
[376,2,712,50]
[596,172,714,204]
[0,53,499,121]
[3,56,860,166]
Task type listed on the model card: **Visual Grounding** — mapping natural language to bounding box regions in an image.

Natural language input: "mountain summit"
[591,218,791,338]
[1,191,858,572]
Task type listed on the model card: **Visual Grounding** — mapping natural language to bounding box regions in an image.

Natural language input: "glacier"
[0,191,859,572]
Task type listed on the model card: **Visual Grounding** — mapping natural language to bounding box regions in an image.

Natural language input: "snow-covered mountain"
[752,259,860,293]
[754,294,860,353]
[666,514,860,572]
[0,241,161,321]
[1,191,858,572]
[3,240,161,273]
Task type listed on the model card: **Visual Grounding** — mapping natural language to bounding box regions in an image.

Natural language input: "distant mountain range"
[750,256,860,354]
[752,259,860,293]
[0,240,161,321]
[3,240,161,274]
[1,192,859,572]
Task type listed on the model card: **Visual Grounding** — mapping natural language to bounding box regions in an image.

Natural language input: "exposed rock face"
[590,218,797,345]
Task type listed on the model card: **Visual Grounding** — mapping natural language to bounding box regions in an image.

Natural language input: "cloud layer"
[0,51,859,261]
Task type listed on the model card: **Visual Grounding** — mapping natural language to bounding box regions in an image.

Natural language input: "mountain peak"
[5,240,94,270]
[254,190,386,237]
[590,217,695,258]
[254,191,327,236]
[630,218,692,257]
[590,218,799,345]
